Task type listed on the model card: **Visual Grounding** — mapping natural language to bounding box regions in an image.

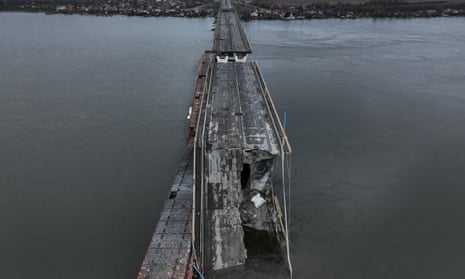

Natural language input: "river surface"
[1,13,465,279]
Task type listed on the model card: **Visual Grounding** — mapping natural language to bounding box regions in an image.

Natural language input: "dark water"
[0,13,212,279]
[1,13,465,279]
[243,18,465,278]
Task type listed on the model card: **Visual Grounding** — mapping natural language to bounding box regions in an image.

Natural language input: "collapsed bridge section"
[193,62,291,277]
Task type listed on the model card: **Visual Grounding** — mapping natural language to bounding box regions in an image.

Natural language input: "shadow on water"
[244,226,282,260]
[244,227,289,278]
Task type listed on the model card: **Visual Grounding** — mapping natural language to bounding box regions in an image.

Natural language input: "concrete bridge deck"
[213,10,252,57]
[193,61,290,277]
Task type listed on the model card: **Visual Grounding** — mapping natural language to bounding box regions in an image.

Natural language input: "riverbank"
[236,1,465,19]
[2,0,465,19]
[0,0,218,17]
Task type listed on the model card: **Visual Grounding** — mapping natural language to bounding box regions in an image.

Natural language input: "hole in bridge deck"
[241,164,250,190]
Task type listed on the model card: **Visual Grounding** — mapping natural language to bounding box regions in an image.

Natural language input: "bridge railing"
[192,61,214,273]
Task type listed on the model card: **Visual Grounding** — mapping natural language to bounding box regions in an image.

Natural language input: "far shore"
[1,0,465,20]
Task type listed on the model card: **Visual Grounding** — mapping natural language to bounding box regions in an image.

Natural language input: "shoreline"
[1,9,464,19]
[235,1,465,20]
[2,1,465,19]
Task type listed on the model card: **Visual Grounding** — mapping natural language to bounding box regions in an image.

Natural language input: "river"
[1,13,465,279]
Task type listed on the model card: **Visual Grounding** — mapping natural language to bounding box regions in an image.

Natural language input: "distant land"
[1,0,465,19]
[266,0,465,4]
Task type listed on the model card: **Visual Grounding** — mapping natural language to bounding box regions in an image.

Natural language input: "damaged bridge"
[193,61,291,277]
[137,0,291,278]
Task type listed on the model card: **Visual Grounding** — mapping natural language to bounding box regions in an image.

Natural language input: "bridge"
[212,0,251,62]
[137,1,291,278]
